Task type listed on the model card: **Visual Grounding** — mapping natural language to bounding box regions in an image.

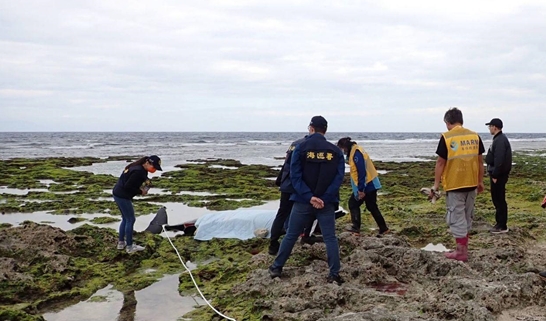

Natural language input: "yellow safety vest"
[441,126,480,191]
[349,144,378,185]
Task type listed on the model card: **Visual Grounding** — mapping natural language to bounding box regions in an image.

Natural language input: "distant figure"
[485,118,512,234]
[542,195,546,209]
[113,155,162,253]
[268,116,345,284]
[432,108,485,262]
[336,137,389,237]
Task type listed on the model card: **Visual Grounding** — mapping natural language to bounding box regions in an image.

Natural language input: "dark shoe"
[334,210,346,220]
[326,274,344,285]
[490,225,509,234]
[345,226,360,234]
[268,266,282,279]
[300,235,324,245]
[539,271,546,282]
[376,229,390,238]
[268,241,279,256]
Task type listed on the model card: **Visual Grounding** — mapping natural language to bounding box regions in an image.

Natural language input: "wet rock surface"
[0,222,161,319]
[235,230,546,321]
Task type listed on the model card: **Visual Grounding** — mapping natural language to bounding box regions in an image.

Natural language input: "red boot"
[444,236,468,262]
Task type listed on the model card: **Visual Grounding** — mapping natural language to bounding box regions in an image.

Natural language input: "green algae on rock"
[0,157,282,214]
[89,216,120,224]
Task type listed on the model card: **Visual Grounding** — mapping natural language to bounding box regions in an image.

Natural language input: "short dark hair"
[444,107,463,125]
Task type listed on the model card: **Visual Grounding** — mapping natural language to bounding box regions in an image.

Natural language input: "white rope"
[161,225,237,321]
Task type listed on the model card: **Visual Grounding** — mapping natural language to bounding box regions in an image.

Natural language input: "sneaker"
[490,225,509,234]
[326,274,345,285]
[126,244,145,253]
[539,271,546,282]
[117,241,126,250]
[268,266,282,279]
[268,241,280,256]
[345,226,360,234]
[376,229,390,238]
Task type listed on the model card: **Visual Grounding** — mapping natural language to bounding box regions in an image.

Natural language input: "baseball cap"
[485,118,503,129]
[148,155,163,171]
[309,115,328,129]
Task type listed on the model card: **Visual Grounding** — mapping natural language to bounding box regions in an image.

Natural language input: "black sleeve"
[275,164,284,187]
[491,136,506,178]
[478,136,485,154]
[435,136,447,160]
[124,170,147,196]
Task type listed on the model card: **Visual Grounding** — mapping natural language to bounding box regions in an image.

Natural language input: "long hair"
[337,137,356,150]
[124,157,148,170]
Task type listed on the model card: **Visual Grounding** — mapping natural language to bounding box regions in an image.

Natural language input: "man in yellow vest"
[337,137,389,237]
[432,107,485,262]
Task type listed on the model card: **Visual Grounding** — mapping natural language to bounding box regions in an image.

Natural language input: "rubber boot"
[444,236,468,262]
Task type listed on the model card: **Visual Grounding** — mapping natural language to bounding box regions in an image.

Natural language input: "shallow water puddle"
[0,212,119,230]
[0,186,49,195]
[43,274,205,321]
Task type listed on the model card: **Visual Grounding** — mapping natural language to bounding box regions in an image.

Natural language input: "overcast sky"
[1,0,545,132]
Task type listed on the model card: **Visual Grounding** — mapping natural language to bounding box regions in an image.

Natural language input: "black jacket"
[485,131,512,178]
[290,133,345,204]
[112,165,149,199]
[276,136,307,193]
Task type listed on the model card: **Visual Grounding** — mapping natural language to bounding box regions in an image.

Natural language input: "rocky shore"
[1,153,545,320]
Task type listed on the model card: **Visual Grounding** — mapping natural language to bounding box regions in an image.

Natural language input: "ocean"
[2,132,546,167]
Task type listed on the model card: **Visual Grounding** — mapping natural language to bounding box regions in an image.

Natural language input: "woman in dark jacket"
[113,155,162,253]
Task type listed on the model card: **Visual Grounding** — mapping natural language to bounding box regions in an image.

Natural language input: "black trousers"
[270,191,317,243]
[490,175,509,229]
[348,189,388,232]
[270,192,294,243]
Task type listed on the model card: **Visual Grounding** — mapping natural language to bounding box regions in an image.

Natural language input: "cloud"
[0,0,545,132]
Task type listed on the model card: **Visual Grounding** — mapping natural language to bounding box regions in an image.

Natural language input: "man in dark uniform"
[268,116,345,284]
[485,118,512,234]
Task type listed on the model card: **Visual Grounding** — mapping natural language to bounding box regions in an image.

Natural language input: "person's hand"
[358,191,366,200]
[492,178,497,184]
[477,182,485,194]
[429,186,439,200]
[310,196,324,209]
[141,188,149,195]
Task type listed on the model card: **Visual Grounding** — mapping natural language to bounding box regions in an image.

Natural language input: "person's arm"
[477,136,485,193]
[290,144,313,202]
[322,149,346,202]
[433,136,447,191]
[433,157,446,191]
[477,154,484,193]
[491,137,506,179]
[124,170,147,196]
[354,150,367,192]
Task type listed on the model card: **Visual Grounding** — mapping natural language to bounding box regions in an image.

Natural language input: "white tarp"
[193,209,276,241]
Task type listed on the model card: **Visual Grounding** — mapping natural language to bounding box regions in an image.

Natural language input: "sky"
[1,0,545,132]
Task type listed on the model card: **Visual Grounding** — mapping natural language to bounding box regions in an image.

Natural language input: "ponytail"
[337,137,356,150]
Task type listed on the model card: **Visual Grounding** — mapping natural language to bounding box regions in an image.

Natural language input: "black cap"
[148,155,162,171]
[309,115,328,129]
[485,118,503,129]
